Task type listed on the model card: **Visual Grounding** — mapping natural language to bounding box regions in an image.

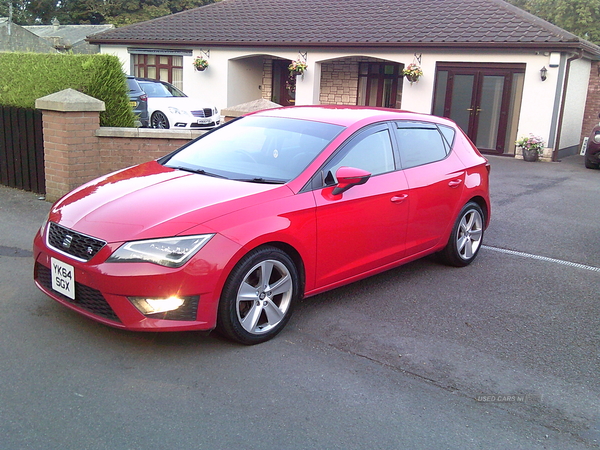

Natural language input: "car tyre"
[584,157,599,169]
[439,201,485,267]
[217,246,299,344]
[151,111,170,129]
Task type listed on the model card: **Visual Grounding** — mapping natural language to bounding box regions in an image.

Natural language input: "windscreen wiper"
[235,177,285,184]
[168,166,228,179]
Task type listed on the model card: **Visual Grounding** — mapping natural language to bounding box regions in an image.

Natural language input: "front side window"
[393,123,451,169]
[324,127,396,181]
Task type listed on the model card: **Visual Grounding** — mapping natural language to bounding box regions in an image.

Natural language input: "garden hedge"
[0,53,135,127]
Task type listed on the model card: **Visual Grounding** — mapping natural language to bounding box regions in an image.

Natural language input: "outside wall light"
[540,66,548,81]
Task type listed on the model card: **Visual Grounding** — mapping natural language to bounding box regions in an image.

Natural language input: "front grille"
[48,222,106,261]
[35,263,121,323]
[191,108,214,118]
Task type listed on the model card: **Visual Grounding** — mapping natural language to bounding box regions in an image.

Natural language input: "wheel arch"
[254,241,307,298]
[467,195,490,228]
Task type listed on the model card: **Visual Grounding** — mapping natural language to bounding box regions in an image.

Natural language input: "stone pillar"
[35,89,105,202]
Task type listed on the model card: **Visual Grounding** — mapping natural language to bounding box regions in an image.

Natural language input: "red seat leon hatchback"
[34,106,490,344]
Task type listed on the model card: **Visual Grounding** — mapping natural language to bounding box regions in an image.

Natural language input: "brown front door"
[433,63,525,155]
[272,59,296,106]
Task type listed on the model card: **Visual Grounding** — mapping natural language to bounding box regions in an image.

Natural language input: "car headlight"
[167,106,191,116]
[593,132,600,144]
[39,213,49,238]
[107,234,214,268]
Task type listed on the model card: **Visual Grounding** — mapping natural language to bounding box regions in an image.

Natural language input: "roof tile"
[88,0,600,54]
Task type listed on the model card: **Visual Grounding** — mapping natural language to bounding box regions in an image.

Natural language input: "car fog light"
[130,296,185,315]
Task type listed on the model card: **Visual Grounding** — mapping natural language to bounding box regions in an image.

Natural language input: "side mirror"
[331,166,371,195]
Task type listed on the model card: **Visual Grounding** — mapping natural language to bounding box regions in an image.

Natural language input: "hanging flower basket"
[403,63,423,84]
[193,57,209,71]
[288,59,308,76]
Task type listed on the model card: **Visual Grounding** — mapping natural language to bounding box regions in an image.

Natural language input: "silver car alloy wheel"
[235,259,293,335]
[456,207,483,261]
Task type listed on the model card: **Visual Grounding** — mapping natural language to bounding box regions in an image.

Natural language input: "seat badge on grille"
[62,235,73,249]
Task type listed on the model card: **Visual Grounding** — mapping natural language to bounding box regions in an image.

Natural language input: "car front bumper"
[33,229,239,332]
[173,115,221,130]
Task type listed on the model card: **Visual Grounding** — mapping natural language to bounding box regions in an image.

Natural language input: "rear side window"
[127,78,140,92]
[393,122,452,169]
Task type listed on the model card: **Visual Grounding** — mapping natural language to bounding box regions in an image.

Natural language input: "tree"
[507,0,600,44]
[0,0,218,26]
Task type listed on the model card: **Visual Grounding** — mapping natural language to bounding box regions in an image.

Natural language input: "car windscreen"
[162,116,344,183]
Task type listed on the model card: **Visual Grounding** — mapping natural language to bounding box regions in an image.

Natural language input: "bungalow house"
[88,0,600,160]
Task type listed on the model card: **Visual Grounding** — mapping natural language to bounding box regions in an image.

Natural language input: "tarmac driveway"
[0,153,598,449]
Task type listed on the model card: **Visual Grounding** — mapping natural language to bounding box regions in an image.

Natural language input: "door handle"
[391,194,408,203]
[448,179,463,188]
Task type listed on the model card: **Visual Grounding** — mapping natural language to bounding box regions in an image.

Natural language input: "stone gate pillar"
[35,89,105,202]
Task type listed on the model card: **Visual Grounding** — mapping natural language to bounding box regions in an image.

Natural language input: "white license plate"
[51,257,75,300]
[197,118,211,124]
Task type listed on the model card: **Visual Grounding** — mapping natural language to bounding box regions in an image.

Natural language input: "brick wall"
[320,58,361,105]
[96,128,195,176]
[40,108,201,202]
[581,61,600,142]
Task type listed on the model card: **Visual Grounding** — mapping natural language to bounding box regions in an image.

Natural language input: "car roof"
[251,105,455,128]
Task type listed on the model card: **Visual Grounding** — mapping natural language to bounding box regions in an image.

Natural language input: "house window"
[133,54,184,90]
[357,63,403,109]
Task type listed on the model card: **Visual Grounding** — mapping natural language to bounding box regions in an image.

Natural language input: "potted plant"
[288,59,308,76]
[403,63,423,83]
[516,134,545,162]
[193,57,209,71]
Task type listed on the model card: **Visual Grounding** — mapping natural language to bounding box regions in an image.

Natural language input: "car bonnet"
[49,161,289,243]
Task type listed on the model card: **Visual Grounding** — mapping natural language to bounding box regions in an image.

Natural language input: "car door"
[392,121,466,255]
[311,123,409,288]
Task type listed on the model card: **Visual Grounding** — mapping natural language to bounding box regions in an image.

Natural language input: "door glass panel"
[368,79,379,106]
[504,72,525,155]
[357,76,368,106]
[382,78,393,108]
[433,71,448,117]
[450,75,474,133]
[476,75,504,149]
[395,77,403,109]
